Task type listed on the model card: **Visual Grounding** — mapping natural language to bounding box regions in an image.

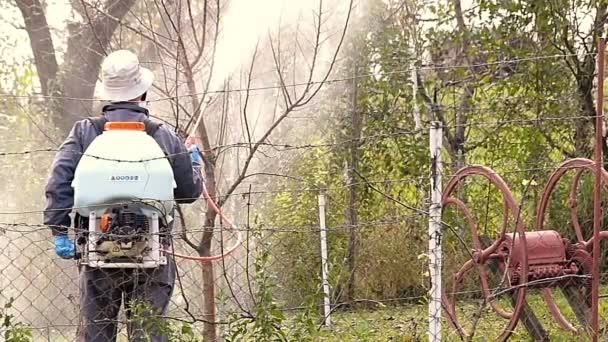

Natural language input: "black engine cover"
[98,206,149,245]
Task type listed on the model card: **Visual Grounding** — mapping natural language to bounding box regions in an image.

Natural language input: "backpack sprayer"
[72,121,174,268]
[71,118,243,268]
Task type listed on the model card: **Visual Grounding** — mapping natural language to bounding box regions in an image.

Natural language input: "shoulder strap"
[143,118,162,137]
[87,117,108,136]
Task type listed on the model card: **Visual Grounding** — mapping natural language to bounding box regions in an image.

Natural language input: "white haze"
[0,0,358,336]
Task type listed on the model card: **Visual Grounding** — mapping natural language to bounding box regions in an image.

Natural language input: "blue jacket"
[44,103,203,235]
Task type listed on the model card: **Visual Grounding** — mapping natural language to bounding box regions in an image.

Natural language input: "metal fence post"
[429,121,443,341]
[318,191,332,327]
[591,36,605,342]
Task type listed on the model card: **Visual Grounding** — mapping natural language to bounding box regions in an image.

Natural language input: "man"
[43,50,203,341]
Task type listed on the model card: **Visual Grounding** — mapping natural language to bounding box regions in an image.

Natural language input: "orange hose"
[162,166,242,262]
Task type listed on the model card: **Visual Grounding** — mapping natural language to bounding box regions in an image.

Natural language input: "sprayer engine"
[78,206,166,268]
[95,206,150,259]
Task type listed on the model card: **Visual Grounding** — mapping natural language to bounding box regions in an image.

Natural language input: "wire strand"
[0,52,593,103]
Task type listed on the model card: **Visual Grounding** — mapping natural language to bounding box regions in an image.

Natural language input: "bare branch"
[242,42,260,153]
[176,204,199,250]
[81,0,177,58]
[151,0,174,39]
[216,81,230,149]
[417,72,454,154]
[190,0,210,67]
[295,0,354,108]
[301,0,324,96]
[218,0,354,207]
[292,14,302,100]
[80,0,109,56]
[269,34,293,107]
[185,0,219,133]
[187,0,202,51]
[126,3,177,43]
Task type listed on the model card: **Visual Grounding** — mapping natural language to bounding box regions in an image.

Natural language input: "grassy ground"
[317,290,607,342]
[30,289,608,341]
[318,303,426,341]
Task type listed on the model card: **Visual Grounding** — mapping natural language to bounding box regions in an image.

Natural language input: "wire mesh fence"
[0,207,432,340]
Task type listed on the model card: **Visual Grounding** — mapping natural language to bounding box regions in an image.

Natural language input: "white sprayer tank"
[72,124,175,217]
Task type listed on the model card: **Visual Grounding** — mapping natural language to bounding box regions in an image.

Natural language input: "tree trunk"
[450,0,473,172]
[16,0,137,134]
[573,54,596,158]
[60,0,138,132]
[178,36,220,339]
[194,91,219,340]
[345,63,361,302]
[14,0,60,98]
[200,153,218,341]
[570,4,606,160]
[59,42,105,131]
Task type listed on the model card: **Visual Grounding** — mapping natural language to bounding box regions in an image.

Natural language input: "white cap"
[100,50,154,102]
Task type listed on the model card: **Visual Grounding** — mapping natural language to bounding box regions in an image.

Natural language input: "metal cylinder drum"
[501,230,568,285]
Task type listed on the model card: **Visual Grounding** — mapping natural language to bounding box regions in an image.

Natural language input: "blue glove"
[189,145,202,167]
[54,235,75,259]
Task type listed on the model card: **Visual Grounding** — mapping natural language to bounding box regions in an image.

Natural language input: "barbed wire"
[0,145,199,163]
[3,265,593,333]
[0,52,594,103]
[0,129,424,160]
[0,114,600,163]
[0,158,600,217]
[0,51,604,342]
[0,214,428,235]
[0,89,598,132]
[1,92,589,144]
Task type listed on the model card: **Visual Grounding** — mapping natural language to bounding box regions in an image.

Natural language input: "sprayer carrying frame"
[78,211,167,269]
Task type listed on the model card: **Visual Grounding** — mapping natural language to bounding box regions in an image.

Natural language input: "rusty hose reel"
[441,161,601,341]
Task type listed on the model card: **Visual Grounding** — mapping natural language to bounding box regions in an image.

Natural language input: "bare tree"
[168,1,354,340]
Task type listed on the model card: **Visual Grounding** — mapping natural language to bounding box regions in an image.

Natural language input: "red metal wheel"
[441,166,528,341]
[536,158,608,241]
[535,158,608,332]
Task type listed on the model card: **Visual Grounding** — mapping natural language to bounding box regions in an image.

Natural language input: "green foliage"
[2,298,32,342]
[317,304,426,342]
[226,245,288,341]
[224,230,323,342]
[256,0,608,317]
[128,300,202,342]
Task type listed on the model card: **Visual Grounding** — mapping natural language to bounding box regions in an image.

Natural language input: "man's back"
[45,49,199,342]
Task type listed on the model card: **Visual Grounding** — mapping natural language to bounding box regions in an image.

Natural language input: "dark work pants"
[77,259,176,342]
